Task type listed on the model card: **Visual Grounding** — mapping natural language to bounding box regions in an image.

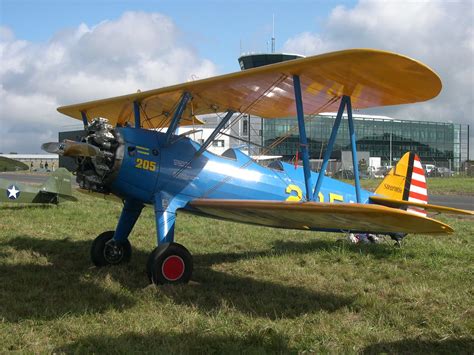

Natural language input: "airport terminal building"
[262,113,470,171]
[58,111,470,173]
[177,111,470,172]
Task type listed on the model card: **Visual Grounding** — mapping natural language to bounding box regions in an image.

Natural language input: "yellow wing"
[189,200,452,235]
[57,49,442,128]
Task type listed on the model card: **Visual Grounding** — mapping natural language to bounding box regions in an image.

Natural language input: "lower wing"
[188,200,453,235]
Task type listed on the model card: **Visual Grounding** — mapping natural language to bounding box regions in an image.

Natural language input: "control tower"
[238,53,304,70]
[234,52,304,157]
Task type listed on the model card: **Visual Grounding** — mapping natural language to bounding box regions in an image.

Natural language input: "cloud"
[283,32,324,56]
[283,0,473,140]
[0,12,217,153]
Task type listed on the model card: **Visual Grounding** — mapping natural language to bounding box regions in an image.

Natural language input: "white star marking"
[7,185,20,199]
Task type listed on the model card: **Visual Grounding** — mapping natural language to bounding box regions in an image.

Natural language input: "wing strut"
[312,95,361,202]
[346,97,362,202]
[80,111,88,128]
[133,101,141,128]
[195,110,235,156]
[293,75,313,201]
[165,92,192,144]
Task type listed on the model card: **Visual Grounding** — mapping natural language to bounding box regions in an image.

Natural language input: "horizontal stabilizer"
[369,196,473,215]
[37,190,78,202]
[189,199,453,235]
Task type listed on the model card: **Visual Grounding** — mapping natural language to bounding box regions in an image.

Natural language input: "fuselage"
[0,178,56,204]
[109,127,373,210]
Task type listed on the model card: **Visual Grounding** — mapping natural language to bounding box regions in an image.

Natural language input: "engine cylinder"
[76,118,124,193]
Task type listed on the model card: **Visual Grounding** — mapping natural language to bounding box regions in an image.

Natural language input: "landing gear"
[91,231,132,266]
[147,242,193,285]
[89,196,193,284]
[390,233,406,248]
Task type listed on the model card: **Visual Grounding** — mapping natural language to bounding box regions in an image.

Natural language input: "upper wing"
[189,199,452,235]
[57,49,442,128]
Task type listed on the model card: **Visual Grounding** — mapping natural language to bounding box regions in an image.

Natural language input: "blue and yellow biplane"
[44,49,473,285]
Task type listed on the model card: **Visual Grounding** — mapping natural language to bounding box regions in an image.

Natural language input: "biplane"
[43,49,473,285]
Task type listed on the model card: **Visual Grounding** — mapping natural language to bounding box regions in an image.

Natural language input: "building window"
[212,140,225,147]
[242,120,248,135]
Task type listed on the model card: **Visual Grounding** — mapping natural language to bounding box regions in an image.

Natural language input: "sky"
[0,0,473,156]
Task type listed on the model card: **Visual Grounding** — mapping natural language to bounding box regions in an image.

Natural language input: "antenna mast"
[271,14,275,53]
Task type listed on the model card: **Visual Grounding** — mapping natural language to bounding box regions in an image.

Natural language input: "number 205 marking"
[135,158,156,172]
[285,184,344,202]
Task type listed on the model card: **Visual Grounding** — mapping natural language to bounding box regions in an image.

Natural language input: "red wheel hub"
[161,255,185,281]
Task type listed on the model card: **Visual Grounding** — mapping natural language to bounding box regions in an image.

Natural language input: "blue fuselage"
[110,127,373,211]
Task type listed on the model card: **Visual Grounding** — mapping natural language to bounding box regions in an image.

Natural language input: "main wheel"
[91,231,132,267]
[147,242,193,285]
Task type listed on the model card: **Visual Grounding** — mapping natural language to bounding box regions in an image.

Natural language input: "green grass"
[0,194,473,353]
[341,176,474,195]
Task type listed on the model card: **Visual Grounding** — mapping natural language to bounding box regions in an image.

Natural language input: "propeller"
[41,140,101,157]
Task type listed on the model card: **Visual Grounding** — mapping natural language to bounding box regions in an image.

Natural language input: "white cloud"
[283,32,324,56]
[0,12,217,153]
[283,0,474,157]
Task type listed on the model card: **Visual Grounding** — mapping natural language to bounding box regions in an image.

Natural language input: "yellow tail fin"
[375,152,428,216]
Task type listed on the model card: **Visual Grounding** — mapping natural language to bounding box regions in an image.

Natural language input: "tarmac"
[0,173,49,185]
[428,195,473,210]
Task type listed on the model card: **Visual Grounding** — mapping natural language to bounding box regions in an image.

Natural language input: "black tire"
[90,231,132,267]
[147,242,193,285]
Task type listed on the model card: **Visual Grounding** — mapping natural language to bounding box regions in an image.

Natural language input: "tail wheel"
[147,242,193,285]
[91,231,132,266]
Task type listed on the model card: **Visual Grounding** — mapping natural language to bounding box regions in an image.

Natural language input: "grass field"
[1,193,473,353]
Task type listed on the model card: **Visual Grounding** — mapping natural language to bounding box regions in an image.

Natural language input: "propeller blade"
[41,140,100,157]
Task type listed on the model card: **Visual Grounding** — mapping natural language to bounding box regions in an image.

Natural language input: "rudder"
[375,152,428,216]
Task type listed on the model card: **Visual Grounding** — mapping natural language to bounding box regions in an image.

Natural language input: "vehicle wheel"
[91,231,132,267]
[147,242,193,285]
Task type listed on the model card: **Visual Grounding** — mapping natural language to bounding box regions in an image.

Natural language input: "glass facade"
[263,115,469,171]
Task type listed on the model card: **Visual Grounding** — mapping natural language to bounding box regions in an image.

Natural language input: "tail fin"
[40,168,76,201]
[375,152,428,216]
